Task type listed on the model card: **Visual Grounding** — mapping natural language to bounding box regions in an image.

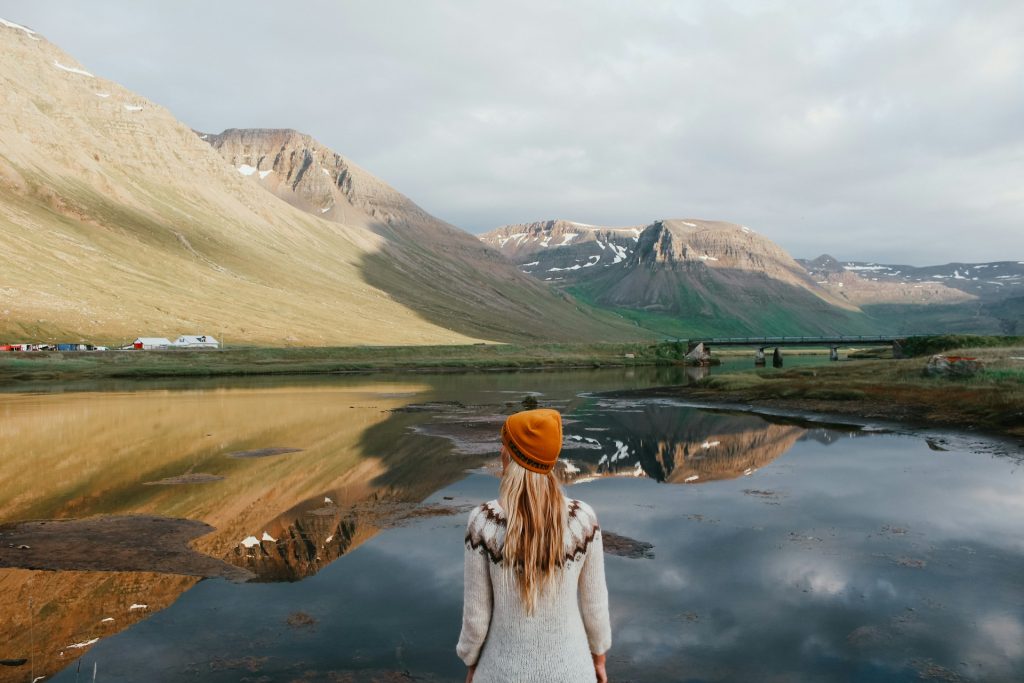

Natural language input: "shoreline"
[0,342,673,385]
[601,375,1024,448]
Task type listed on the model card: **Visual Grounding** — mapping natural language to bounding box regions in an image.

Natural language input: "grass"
[900,334,1024,357]
[565,283,880,339]
[0,341,694,385]
[684,343,1024,438]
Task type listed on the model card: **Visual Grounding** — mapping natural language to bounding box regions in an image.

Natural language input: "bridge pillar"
[830,346,839,361]
[772,347,783,368]
[755,347,766,366]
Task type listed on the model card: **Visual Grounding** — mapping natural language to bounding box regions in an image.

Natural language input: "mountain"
[200,129,640,342]
[482,219,873,337]
[800,256,1023,303]
[800,256,1023,334]
[0,22,638,346]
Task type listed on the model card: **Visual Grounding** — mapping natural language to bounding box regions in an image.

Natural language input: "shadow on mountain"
[358,230,641,343]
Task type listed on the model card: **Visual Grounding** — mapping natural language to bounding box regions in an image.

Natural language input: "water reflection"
[0,383,479,681]
[1,371,1020,683]
[562,400,829,484]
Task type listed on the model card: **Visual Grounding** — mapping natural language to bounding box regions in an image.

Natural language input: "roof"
[134,337,172,344]
[175,335,219,343]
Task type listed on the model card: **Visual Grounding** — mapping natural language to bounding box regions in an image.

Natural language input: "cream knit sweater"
[456,497,612,683]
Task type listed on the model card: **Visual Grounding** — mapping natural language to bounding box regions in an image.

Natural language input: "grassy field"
[675,339,1024,438]
[0,342,695,384]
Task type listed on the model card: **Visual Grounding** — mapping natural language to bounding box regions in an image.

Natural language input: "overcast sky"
[2,1,1022,264]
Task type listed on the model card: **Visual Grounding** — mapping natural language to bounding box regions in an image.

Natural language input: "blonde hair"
[499,455,567,614]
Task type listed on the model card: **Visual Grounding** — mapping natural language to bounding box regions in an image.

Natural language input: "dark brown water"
[0,366,1021,683]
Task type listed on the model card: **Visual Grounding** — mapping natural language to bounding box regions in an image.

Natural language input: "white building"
[132,337,173,350]
[173,334,220,349]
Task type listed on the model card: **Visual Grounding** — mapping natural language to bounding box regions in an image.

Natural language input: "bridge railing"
[682,335,909,345]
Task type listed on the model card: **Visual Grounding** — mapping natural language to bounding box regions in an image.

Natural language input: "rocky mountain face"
[481,219,644,277]
[0,23,637,345]
[201,129,640,343]
[800,255,1022,304]
[482,219,869,336]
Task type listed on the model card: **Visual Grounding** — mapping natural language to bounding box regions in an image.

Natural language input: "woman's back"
[457,496,611,683]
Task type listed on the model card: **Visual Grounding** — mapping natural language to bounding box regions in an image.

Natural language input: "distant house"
[173,334,220,349]
[133,337,173,350]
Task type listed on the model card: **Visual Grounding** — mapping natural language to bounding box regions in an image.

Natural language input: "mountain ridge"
[481,218,873,336]
[0,23,640,345]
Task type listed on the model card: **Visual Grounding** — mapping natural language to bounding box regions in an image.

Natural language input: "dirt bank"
[0,515,253,581]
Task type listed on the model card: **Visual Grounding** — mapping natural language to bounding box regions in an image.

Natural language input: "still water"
[0,367,1021,682]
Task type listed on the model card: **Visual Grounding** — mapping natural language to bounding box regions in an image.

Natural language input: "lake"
[0,366,1021,682]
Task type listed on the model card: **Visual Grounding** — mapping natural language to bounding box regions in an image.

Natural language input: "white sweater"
[456,497,612,683]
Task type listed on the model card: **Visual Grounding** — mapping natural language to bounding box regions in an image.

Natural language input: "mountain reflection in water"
[0,383,482,682]
[2,370,1020,683]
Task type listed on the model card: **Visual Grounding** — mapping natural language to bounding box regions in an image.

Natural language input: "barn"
[173,335,220,349]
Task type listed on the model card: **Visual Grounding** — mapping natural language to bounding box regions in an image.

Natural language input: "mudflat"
[0,516,253,581]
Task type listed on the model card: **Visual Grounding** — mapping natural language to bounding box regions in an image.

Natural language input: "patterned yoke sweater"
[456,497,612,683]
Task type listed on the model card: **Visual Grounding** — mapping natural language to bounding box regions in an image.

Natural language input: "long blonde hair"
[499,455,567,614]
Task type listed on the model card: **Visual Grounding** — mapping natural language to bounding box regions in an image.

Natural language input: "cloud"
[1,0,1021,263]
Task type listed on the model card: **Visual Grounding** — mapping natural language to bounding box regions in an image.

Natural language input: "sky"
[1,0,1022,264]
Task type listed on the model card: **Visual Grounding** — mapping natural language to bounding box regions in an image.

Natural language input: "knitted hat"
[501,408,563,473]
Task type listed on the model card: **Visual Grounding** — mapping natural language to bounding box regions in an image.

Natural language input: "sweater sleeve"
[579,527,612,654]
[456,511,493,666]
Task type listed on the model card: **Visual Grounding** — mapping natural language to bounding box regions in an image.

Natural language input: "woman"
[456,408,611,683]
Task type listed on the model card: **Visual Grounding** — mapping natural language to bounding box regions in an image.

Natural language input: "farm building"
[132,337,173,350]
[173,334,220,349]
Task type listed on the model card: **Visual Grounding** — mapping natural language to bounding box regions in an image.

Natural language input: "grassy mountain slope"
[0,23,641,346]
[203,129,644,343]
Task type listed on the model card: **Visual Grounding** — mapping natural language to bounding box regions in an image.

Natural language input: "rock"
[924,355,984,378]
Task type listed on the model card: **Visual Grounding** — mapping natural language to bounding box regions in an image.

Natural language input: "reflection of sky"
[52,403,1024,682]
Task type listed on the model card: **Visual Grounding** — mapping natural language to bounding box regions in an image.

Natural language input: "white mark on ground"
[53,60,94,77]
[66,637,100,649]
[1,17,38,39]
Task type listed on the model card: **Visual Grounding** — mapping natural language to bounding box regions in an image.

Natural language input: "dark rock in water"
[390,401,466,413]
[522,395,539,409]
[286,611,317,628]
[227,447,303,459]
[602,531,655,559]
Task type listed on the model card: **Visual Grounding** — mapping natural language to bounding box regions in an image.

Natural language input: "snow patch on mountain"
[53,60,94,77]
[0,17,38,39]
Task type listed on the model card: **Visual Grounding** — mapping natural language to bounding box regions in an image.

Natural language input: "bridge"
[682,335,910,366]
